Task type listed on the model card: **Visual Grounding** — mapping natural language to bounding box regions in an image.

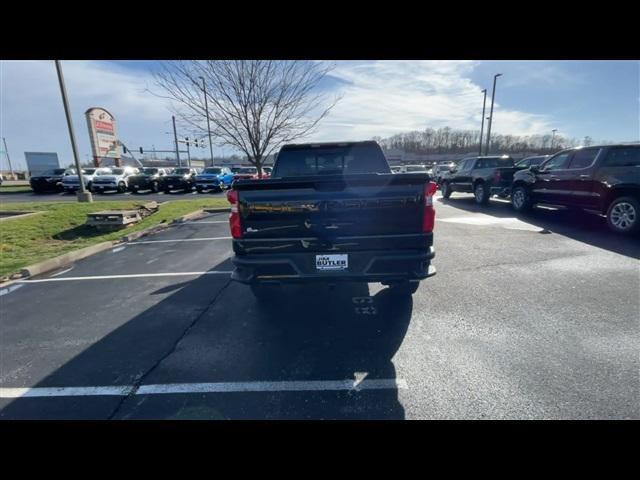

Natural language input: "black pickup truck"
[440,155,519,204]
[227,141,437,300]
[511,144,640,234]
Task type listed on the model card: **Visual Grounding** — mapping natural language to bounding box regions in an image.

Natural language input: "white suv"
[62,167,112,193]
[90,166,139,193]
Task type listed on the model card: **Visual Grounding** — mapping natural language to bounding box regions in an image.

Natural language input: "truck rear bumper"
[231,247,436,285]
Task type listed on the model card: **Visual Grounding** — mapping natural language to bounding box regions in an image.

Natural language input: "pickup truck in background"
[128,167,169,193]
[90,166,139,193]
[227,141,437,301]
[161,167,200,193]
[62,167,112,193]
[195,166,234,193]
[511,144,640,234]
[440,155,518,204]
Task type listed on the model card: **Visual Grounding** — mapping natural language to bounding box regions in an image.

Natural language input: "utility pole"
[199,76,215,166]
[2,137,14,178]
[185,137,191,167]
[479,89,487,156]
[54,60,92,203]
[551,129,557,150]
[485,73,503,155]
[172,115,181,167]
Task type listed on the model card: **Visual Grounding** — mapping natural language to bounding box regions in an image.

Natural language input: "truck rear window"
[273,144,390,177]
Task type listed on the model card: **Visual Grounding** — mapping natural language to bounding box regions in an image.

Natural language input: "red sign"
[94,120,114,133]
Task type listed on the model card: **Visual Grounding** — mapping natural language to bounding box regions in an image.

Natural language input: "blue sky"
[1,60,638,170]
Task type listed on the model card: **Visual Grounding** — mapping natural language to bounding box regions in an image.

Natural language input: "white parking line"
[18,271,233,283]
[130,236,232,244]
[0,379,407,398]
[184,221,229,224]
[0,386,133,398]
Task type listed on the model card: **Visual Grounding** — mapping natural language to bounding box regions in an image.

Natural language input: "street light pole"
[485,73,502,155]
[479,89,487,156]
[54,60,92,203]
[172,115,181,167]
[199,76,215,166]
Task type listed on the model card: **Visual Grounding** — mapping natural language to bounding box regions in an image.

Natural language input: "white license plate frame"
[315,254,348,271]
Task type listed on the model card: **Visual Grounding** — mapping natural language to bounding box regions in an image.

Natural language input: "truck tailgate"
[233,173,430,254]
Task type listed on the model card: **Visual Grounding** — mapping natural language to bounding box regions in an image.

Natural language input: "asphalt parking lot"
[0,189,225,203]
[1,193,638,419]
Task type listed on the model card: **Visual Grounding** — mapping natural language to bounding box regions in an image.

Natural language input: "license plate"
[167,185,173,188]
[316,254,348,271]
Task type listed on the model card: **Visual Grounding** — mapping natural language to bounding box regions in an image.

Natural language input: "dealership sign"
[85,107,120,159]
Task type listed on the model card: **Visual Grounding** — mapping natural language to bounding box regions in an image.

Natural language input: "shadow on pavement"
[439,195,640,260]
[1,257,412,420]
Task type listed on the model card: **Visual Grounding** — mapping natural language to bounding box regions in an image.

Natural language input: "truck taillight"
[226,189,242,238]
[422,181,437,232]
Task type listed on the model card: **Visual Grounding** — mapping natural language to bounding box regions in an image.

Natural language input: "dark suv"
[511,144,640,234]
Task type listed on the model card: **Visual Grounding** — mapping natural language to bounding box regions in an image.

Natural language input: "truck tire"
[606,196,639,234]
[388,281,419,296]
[196,186,204,193]
[511,185,532,212]
[474,182,490,205]
[441,181,452,199]
[151,182,159,193]
[117,182,126,193]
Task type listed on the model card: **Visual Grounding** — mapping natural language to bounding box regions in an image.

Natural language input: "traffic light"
[123,145,128,154]
[139,147,144,154]
[185,137,189,147]
[194,138,199,148]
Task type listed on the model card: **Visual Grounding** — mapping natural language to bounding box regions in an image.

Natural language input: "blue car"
[195,166,234,193]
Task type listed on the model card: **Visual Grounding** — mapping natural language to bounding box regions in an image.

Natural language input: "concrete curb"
[203,207,230,213]
[18,241,115,279]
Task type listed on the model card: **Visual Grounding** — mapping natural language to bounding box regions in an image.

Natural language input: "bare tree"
[153,60,340,176]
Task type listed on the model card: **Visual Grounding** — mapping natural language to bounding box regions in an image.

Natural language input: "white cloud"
[305,60,552,142]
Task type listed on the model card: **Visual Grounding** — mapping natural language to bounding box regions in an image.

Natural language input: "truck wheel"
[474,182,490,205]
[388,281,419,296]
[606,196,639,234]
[441,181,452,199]
[130,186,138,194]
[117,182,126,193]
[151,182,159,193]
[511,185,532,212]
[196,186,204,193]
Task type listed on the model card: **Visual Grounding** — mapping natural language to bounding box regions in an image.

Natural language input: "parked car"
[227,140,437,301]
[195,166,234,193]
[404,165,429,174]
[262,167,273,176]
[90,166,139,193]
[30,168,76,193]
[127,167,169,193]
[432,163,455,185]
[515,155,550,168]
[440,155,518,204]
[390,166,403,174]
[233,167,260,181]
[161,167,199,193]
[511,144,640,234]
[62,167,112,193]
